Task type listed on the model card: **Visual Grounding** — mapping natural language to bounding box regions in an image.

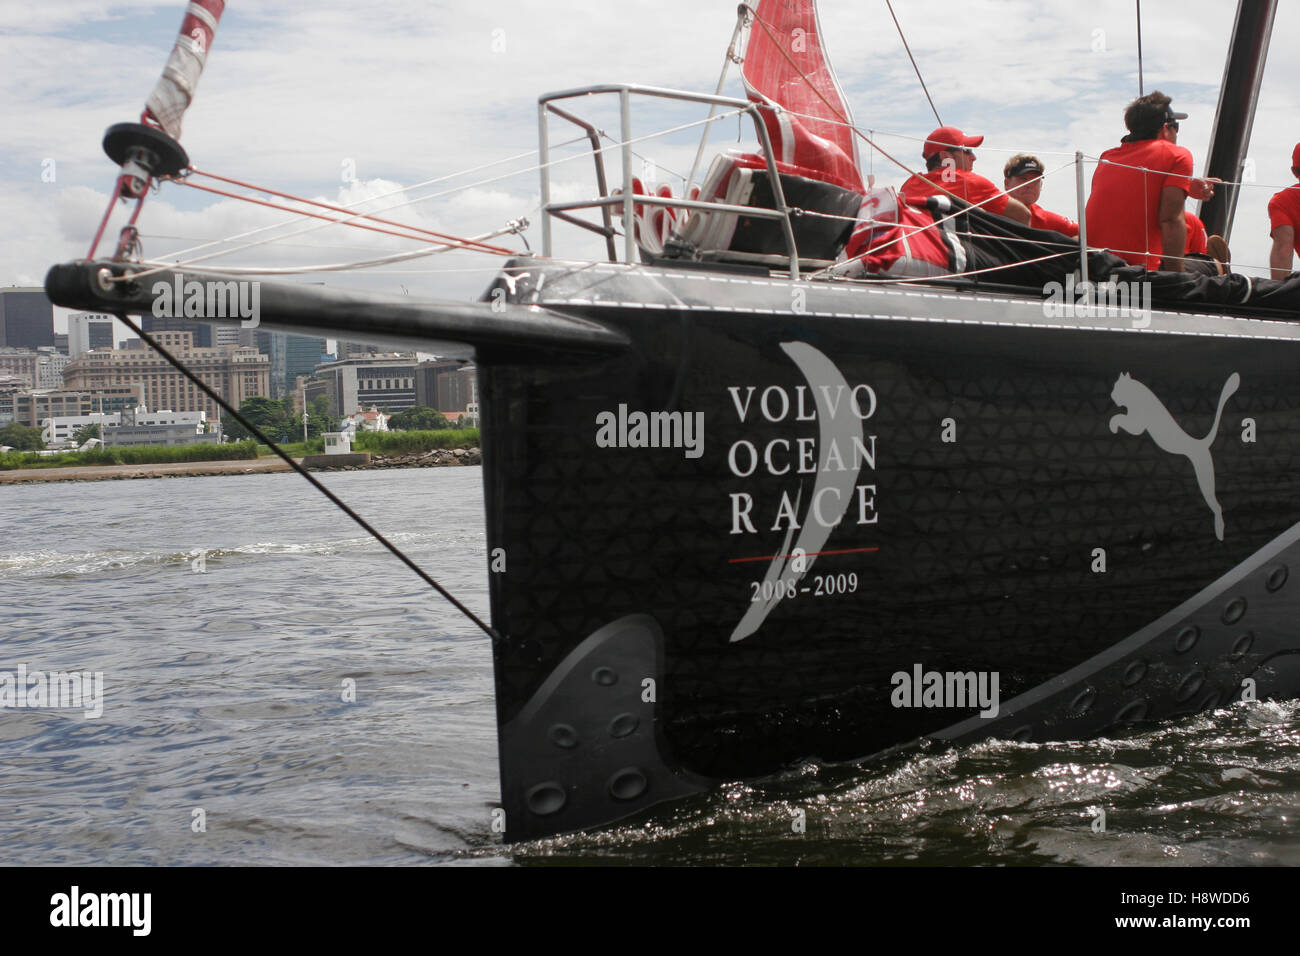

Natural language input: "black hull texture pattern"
[480,259,1300,840]
[44,255,1300,841]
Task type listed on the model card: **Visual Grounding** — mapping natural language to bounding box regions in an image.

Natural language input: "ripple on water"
[1,469,1298,864]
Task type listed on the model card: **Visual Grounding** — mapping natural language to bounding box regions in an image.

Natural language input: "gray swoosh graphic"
[729,341,865,642]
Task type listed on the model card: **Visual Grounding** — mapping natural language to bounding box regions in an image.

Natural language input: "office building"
[309,354,417,417]
[414,360,477,412]
[104,407,222,447]
[67,313,117,357]
[0,288,55,349]
[63,332,270,421]
[140,315,212,348]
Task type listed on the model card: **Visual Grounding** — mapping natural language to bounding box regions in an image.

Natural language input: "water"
[2,467,1298,865]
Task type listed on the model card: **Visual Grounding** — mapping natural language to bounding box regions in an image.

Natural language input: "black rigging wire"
[109,311,499,642]
[885,0,942,127]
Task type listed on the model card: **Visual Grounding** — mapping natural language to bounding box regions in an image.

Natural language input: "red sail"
[741,0,863,192]
[145,0,227,139]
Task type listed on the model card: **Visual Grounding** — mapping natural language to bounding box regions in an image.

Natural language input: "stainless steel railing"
[537,83,803,279]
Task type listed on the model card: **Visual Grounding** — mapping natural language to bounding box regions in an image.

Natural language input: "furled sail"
[144,0,226,139]
[740,0,864,191]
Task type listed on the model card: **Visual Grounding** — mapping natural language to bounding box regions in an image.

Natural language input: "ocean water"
[2,467,1298,866]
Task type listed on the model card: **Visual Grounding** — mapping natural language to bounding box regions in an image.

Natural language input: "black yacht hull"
[480,258,1300,840]
[45,256,1300,842]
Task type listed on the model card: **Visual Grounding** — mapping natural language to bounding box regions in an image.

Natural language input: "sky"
[3,0,1300,333]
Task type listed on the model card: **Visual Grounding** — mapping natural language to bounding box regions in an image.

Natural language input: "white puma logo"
[1109,371,1240,540]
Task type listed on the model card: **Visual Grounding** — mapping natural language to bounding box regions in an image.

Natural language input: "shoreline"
[0,457,296,484]
[0,448,482,484]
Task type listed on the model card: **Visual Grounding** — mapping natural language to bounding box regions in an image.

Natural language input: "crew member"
[1268,143,1300,278]
[901,126,1031,226]
[1085,91,1222,273]
[1185,210,1208,254]
[1002,154,1078,236]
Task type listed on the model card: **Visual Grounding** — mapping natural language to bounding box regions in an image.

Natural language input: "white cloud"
[3,0,1297,299]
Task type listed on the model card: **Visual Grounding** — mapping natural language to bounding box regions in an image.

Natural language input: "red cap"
[922,126,984,160]
[1291,142,1300,168]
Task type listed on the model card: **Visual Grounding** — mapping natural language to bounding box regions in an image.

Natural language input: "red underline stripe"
[727,546,880,564]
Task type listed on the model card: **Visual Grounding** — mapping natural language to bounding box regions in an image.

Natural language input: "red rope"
[175,177,513,254]
[186,167,519,256]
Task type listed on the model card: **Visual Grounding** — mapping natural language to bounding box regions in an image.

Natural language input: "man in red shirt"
[1184,210,1208,254]
[1085,91,1221,273]
[901,126,1031,226]
[1002,154,1079,236]
[1183,209,1231,271]
[1268,143,1300,278]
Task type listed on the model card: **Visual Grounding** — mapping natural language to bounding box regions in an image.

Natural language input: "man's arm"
[1002,196,1031,226]
[1270,225,1294,280]
[1158,185,1187,272]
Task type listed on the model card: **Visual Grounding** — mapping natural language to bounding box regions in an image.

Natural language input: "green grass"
[256,438,324,457]
[252,430,479,457]
[0,441,260,470]
[352,428,479,455]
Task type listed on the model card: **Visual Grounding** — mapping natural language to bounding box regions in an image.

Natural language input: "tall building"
[67,313,117,357]
[2,347,93,390]
[0,377,28,423]
[0,348,40,385]
[36,348,69,388]
[12,390,92,428]
[212,325,242,347]
[309,354,417,417]
[337,340,379,361]
[284,333,327,396]
[242,331,328,398]
[63,332,270,421]
[140,316,212,348]
[415,360,477,412]
[0,288,55,349]
[8,384,146,428]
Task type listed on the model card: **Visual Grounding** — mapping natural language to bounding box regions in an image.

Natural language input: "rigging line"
[885,0,942,127]
[174,178,514,255]
[186,168,520,256]
[744,10,915,183]
[138,234,455,254]
[158,109,749,270]
[106,310,499,643]
[754,105,1084,158]
[151,133,591,266]
[686,3,750,198]
[1136,0,1144,96]
[120,223,524,279]
[743,8,1044,220]
[1083,153,1278,190]
[808,159,1079,277]
[606,135,690,187]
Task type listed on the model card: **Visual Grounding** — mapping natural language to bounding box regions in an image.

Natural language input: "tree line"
[222,397,452,442]
[0,399,457,451]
